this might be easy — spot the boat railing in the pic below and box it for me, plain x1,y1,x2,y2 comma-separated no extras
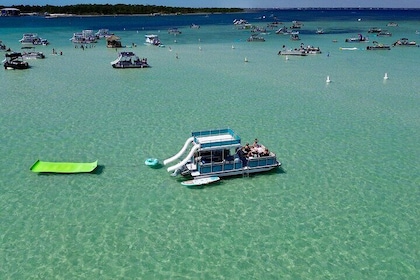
199,160,243,174
198,155,278,174
247,155,278,168
192,128,241,148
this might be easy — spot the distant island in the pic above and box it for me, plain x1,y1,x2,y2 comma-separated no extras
1,4,244,16
2,5,419,17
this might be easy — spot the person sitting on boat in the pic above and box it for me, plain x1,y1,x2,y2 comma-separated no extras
253,138,261,148
260,148,270,157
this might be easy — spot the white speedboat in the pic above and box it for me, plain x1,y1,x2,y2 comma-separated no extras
70,30,97,44
392,38,417,46
110,51,150,69
168,28,182,35
377,31,392,37
247,34,265,42
95,29,113,38
144,34,164,47
22,51,45,59
278,49,306,56
19,33,49,45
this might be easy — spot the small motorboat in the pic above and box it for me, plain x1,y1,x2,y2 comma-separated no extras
111,52,150,69
145,34,164,47
3,52,29,70
345,34,368,42
366,41,391,50
392,38,417,46
247,34,265,42
22,51,45,59
19,33,49,45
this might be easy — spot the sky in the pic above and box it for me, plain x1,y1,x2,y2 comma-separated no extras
2,0,420,9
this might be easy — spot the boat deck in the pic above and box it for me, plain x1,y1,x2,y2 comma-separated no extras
195,134,236,144
192,128,241,149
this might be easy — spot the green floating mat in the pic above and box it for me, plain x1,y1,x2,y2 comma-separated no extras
30,160,98,173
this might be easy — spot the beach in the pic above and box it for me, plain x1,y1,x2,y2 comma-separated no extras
1,9,419,278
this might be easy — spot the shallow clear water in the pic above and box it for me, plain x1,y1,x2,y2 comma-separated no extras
1,10,419,279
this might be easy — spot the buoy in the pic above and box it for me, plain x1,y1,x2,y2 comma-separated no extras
383,73,389,80
326,76,331,83
244,57,248,62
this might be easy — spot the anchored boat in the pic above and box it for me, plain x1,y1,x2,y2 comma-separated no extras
145,34,164,47
163,128,281,179
110,52,150,68
3,52,29,69
19,33,49,45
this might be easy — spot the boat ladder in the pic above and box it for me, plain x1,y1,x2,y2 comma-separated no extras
243,166,250,178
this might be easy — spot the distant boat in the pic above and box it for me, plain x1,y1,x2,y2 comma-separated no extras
339,47,359,50
3,52,29,70
247,34,265,42
95,29,113,38
19,33,49,45
326,76,331,83
392,38,417,46
22,51,45,59
110,52,150,69
168,28,182,35
345,34,368,42
278,49,306,56
145,34,164,47
366,41,391,50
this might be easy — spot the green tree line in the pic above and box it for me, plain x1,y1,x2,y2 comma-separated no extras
2,4,243,15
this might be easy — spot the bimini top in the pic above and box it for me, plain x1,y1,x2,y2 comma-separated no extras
192,128,241,150
6,52,23,58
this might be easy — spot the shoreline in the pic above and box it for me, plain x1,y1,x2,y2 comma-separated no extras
22,7,420,18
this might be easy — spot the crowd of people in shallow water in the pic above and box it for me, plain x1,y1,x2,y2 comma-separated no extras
74,44,96,50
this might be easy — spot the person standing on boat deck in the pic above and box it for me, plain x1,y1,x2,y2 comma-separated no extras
243,143,251,153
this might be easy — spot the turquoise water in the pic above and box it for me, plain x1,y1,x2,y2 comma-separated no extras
1,11,419,279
